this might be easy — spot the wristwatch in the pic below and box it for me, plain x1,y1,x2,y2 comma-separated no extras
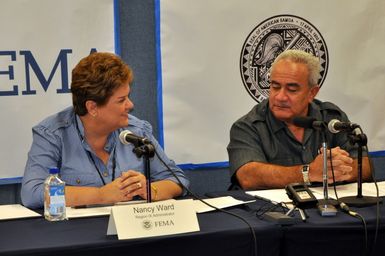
302,164,311,185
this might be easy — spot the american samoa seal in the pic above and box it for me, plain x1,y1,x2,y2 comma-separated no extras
240,14,329,103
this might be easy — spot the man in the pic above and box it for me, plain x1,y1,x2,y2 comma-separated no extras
227,49,371,190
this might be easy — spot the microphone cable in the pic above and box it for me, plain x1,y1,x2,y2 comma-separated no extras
339,202,368,256
327,145,339,201
347,128,380,256
327,143,367,256
153,149,258,256
253,199,290,219
328,126,381,256
364,144,381,256
324,129,367,255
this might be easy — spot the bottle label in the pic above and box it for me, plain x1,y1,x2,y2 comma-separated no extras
49,185,65,215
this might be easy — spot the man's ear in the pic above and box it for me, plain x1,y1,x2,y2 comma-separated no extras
309,85,320,102
85,100,98,117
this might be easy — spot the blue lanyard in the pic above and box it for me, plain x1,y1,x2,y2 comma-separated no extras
74,116,116,185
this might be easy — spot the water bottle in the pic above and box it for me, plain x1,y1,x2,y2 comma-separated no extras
44,167,67,221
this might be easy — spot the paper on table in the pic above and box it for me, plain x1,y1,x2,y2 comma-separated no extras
247,189,291,204
115,199,147,205
0,204,40,220
66,199,149,219
362,181,385,196
246,181,385,204
310,181,385,198
66,205,112,218
194,196,255,213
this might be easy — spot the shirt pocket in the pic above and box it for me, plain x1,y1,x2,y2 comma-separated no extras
60,173,101,186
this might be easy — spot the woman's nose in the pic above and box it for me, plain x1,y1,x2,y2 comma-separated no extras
126,99,134,111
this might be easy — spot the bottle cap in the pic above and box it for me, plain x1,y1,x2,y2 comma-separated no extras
49,167,59,174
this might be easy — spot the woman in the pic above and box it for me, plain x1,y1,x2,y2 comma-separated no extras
21,52,189,209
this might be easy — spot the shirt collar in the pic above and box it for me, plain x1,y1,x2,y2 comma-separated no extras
266,100,324,134
308,100,323,120
75,115,117,153
75,115,86,142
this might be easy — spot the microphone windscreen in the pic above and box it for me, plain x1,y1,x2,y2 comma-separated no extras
327,119,340,133
292,116,317,128
119,130,131,145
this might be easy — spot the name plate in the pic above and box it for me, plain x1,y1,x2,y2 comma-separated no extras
107,199,200,240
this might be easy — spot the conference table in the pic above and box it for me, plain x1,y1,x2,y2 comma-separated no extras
0,191,384,256
280,200,385,256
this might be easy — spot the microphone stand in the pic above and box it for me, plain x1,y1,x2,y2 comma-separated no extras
339,130,380,207
317,129,338,215
133,143,155,203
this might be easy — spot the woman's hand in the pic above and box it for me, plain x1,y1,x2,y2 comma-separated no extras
99,170,146,203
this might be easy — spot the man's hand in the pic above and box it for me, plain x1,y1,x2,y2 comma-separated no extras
309,146,353,183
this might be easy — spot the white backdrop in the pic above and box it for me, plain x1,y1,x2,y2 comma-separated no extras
159,0,385,166
0,0,115,179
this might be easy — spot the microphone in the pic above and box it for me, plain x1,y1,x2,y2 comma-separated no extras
119,130,151,147
292,116,326,130
327,119,360,134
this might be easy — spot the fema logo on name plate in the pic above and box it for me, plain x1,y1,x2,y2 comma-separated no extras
142,219,153,230
240,14,329,103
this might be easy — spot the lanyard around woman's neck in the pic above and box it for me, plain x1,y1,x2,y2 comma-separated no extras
74,115,116,185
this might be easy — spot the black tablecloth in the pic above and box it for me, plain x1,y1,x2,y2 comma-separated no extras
0,191,384,256
0,196,281,256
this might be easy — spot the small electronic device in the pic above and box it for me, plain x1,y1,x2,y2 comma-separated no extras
263,212,296,225
285,183,318,209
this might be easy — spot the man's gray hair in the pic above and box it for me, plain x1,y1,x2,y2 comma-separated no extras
271,50,321,87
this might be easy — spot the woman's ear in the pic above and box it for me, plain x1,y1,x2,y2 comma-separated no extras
85,100,98,117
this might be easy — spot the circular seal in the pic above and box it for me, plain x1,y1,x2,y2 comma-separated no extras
240,15,329,103
142,219,153,230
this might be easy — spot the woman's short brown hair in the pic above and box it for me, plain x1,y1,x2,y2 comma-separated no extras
71,52,134,116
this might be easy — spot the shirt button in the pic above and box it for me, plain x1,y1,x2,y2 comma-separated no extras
76,178,81,184
103,172,108,177
302,146,306,150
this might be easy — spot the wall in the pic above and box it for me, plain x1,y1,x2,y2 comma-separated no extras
0,0,384,204
0,0,231,204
